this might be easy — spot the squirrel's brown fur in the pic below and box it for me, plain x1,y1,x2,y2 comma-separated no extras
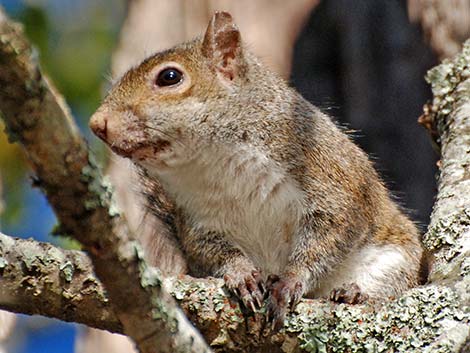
90,12,424,328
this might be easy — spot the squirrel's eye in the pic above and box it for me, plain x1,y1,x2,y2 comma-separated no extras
156,68,183,87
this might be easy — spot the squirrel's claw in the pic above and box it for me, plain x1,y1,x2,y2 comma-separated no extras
266,274,304,331
329,283,369,304
224,268,265,312
251,269,266,295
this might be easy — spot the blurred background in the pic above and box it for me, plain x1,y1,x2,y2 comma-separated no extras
1,0,465,351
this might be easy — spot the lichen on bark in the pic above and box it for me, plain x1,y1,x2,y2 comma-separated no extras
422,40,470,292
290,286,468,353
0,233,121,332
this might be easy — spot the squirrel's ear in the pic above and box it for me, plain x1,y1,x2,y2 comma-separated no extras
202,11,244,83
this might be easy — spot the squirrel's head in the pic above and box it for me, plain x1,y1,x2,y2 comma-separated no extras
90,11,279,173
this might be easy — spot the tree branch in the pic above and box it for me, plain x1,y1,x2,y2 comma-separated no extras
0,233,121,333
0,7,210,353
0,227,469,352
421,40,470,288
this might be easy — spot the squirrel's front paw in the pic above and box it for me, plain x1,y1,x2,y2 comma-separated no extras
223,268,265,312
266,274,304,331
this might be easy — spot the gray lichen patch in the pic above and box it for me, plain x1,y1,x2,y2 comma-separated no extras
140,264,163,289
80,155,120,217
20,244,43,272
0,256,8,269
424,208,470,251
425,209,470,284
168,276,246,342
285,286,469,353
426,39,470,134
425,319,470,353
423,38,470,297
59,261,74,282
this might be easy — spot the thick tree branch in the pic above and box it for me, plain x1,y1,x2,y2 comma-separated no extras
0,8,210,353
422,40,470,287
1,228,469,352
0,233,121,333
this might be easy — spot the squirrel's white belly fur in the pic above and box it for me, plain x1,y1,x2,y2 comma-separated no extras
153,144,304,274
145,142,413,296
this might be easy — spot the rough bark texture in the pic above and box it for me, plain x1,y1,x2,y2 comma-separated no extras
0,173,16,350
0,8,210,353
0,230,469,352
0,3,469,353
421,39,470,299
0,233,121,333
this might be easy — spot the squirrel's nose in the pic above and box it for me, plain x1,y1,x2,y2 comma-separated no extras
89,111,108,141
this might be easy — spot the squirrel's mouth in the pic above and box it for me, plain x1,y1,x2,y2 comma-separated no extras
110,140,171,160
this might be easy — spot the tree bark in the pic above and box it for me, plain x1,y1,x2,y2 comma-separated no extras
0,172,16,352
421,40,470,285
0,233,121,333
0,4,469,353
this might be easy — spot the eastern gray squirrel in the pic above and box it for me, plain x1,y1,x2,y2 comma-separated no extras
90,11,425,329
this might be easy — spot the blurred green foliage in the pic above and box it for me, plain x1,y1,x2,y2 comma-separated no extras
19,2,122,122
0,1,124,233
0,120,26,225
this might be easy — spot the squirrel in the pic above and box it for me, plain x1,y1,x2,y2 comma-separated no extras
89,11,426,329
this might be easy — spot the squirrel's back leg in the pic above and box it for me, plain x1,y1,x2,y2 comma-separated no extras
314,242,424,302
